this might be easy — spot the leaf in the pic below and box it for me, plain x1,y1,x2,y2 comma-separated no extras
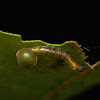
0,31,100,100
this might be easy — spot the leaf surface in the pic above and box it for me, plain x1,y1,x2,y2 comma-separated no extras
0,31,100,100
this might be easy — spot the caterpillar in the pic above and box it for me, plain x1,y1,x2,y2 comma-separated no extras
16,46,85,72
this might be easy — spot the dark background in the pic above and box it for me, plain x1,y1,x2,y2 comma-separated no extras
0,7,100,100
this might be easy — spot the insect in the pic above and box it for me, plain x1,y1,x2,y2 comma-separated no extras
16,46,85,72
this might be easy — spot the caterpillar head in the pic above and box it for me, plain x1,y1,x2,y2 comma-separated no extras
16,48,38,69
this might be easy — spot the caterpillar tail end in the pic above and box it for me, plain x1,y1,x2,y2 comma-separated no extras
78,65,85,72
73,65,85,72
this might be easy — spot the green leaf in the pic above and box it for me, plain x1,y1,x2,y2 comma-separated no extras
0,31,100,100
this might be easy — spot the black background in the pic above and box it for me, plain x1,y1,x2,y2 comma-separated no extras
0,7,100,100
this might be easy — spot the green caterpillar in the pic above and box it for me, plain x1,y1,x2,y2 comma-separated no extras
16,46,85,71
